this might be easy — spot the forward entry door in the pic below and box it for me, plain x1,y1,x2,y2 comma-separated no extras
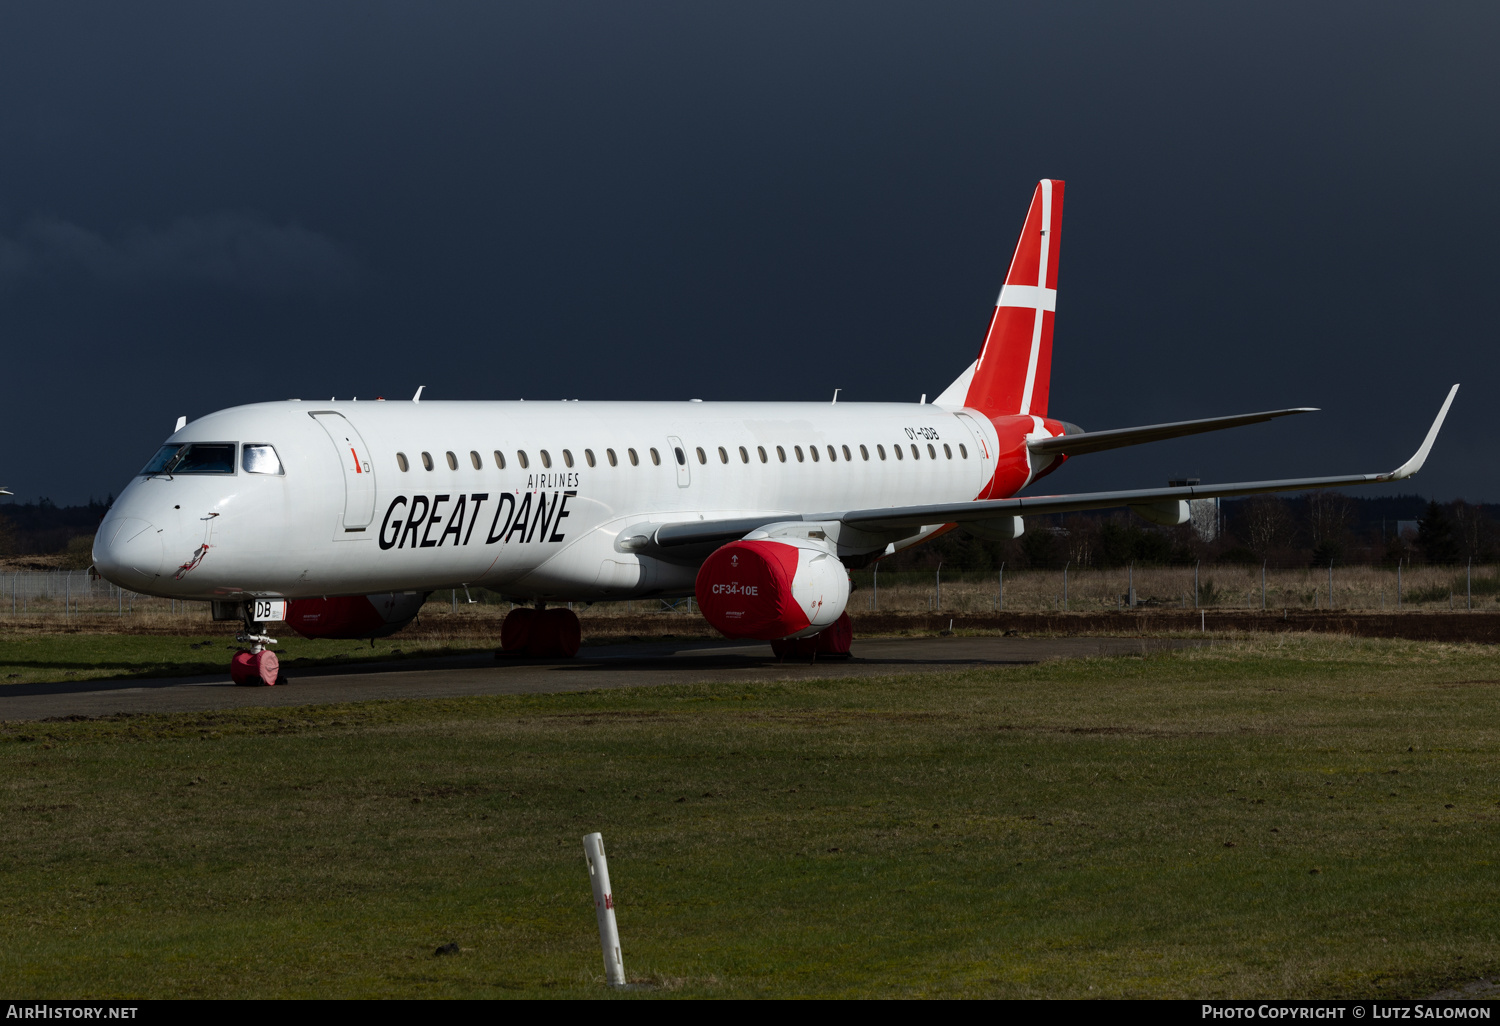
311,412,377,534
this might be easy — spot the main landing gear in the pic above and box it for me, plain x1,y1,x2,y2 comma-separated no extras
498,603,582,659
771,612,854,660
231,613,288,686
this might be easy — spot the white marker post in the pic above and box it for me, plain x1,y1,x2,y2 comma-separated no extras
583,832,625,986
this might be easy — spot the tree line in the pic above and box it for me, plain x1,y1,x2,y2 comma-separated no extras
880,494,1497,571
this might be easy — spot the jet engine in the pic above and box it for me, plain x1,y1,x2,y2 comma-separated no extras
285,591,428,640
695,539,849,641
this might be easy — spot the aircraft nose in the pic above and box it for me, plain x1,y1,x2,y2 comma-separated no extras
93,517,164,589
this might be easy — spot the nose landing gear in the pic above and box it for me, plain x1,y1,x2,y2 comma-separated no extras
232,614,288,686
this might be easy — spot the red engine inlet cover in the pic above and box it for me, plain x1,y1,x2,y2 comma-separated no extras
695,540,811,640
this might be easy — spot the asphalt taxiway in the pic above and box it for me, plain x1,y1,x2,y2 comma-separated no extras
0,635,1194,721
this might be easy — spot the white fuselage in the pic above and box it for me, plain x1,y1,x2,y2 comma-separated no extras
95,399,1014,602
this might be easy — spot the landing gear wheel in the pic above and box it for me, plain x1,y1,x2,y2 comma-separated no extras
231,618,282,685
498,606,582,658
770,612,853,661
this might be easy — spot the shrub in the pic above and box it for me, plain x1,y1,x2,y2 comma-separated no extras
60,534,94,570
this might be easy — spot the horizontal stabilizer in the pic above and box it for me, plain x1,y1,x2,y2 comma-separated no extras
1027,407,1317,457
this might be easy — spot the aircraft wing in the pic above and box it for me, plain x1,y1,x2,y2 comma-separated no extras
647,384,1457,550
1027,407,1317,457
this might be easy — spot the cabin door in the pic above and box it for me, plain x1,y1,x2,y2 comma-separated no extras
311,411,377,533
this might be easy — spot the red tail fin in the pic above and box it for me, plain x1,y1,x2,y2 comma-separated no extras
964,179,1064,418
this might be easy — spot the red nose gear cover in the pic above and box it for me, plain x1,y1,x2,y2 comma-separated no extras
696,540,811,640
230,649,280,685
229,650,256,684
253,649,280,685
286,595,385,639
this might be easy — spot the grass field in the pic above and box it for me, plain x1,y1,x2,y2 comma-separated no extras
2,634,1499,998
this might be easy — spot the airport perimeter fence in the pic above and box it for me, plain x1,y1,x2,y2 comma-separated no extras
0,570,206,620
2,563,1498,623
846,561,1500,614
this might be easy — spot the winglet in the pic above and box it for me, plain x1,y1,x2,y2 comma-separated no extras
412,385,425,403
1388,384,1459,480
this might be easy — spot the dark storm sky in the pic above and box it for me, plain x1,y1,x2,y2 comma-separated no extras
3,2,1496,506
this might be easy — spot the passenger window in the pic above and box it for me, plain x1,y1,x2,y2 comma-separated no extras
446,451,459,470
563,449,574,468
911,444,921,459
673,447,685,465
795,446,805,462
877,444,886,460
470,451,482,470
422,452,435,471
927,443,936,459
585,449,596,468
696,447,707,465
517,451,529,469
650,448,661,466
758,446,768,463
494,450,506,470
828,445,838,462
718,446,728,464
807,445,817,462
859,444,869,461
893,445,902,460
776,446,786,463
606,448,618,467
243,444,283,475
959,443,968,459
739,446,749,463
842,445,851,461
397,452,410,472
628,448,639,466
943,443,952,459
540,450,552,469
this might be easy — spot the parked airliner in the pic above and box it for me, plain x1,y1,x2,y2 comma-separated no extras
92,180,1458,683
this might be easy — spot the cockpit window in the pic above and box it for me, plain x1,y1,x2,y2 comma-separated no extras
139,442,238,475
141,445,185,475
242,444,284,475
